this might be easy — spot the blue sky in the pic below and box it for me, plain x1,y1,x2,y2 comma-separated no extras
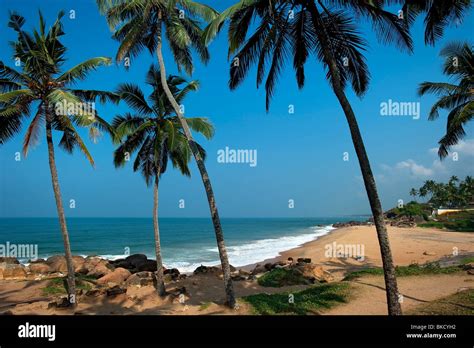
0,0,472,218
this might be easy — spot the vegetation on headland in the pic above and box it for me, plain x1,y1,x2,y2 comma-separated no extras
343,261,469,281
243,283,350,315
410,176,474,209
408,289,474,315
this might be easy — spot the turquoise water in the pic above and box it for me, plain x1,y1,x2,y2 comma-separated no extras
0,217,367,271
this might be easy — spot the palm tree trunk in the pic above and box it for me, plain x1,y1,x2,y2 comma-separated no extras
45,104,76,307
153,173,166,296
310,2,401,315
155,17,235,308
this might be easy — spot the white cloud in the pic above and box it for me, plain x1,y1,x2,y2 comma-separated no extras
380,138,474,180
394,159,433,177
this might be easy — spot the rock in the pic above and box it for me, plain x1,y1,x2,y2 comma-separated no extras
423,251,436,256
0,263,27,280
297,258,312,264
287,257,294,264
193,265,220,275
238,269,251,277
231,275,246,281
110,259,133,270
87,261,113,278
85,288,106,297
125,271,155,287
28,262,52,274
0,257,19,264
229,265,237,272
45,255,85,273
48,297,72,309
164,268,180,281
82,257,114,278
137,260,157,272
106,285,126,297
264,263,273,271
293,264,333,283
125,254,148,268
251,264,266,275
462,262,474,270
467,269,474,275
332,221,368,228
97,267,131,285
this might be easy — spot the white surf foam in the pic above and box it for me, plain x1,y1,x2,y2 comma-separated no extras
200,225,335,270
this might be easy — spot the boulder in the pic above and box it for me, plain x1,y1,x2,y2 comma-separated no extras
462,262,474,270
125,254,148,268
251,264,266,275
110,259,133,270
45,255,85,273
297,258,312,264
125,271,155,287
0,257,19,264
193,265,220,275
106,285,126,297
0,263,27,280
423,251,436,256
82,257,114,278
293,264,333,283
164,268,180,281
97,267,131,285
28,262,52,274
137,260,157,272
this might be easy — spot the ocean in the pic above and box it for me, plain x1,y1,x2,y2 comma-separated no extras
0,217,367,272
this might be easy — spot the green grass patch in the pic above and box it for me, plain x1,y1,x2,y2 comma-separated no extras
198,301,212,311
343,262,463,281
257,268,310,288
42,274,94,296
460,257,474,265
408,289,474,315
243,283,350,315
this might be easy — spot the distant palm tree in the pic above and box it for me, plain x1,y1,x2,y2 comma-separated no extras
113,65,213,296
418,42,473,158
0,11,118,306
96,0,236,307
409,188,418,201
398,0,472,46
204,0,415,315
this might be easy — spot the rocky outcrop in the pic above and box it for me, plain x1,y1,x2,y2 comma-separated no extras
125,271,156,287
28,262,52,274
82,257,114,278
45,255,86,273
0,263,27,280
332,221,369,228
0,257,19,264
293,263,334,283
193,265,220,275
97,267,131,285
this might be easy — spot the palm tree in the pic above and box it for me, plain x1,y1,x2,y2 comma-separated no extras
398,0,472,46
204,0,421,315
409,188,418,201
113,65,214,296
418,42,473,158
0,11,118,306
96,0,236,308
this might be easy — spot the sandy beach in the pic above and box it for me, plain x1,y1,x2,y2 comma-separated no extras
1,225,473,315
269,225,474,277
